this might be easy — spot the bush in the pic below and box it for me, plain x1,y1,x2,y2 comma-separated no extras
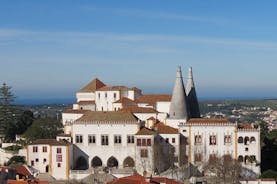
260,169,277,180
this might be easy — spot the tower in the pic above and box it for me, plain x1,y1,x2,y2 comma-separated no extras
186,67,200,118
169,66,189,120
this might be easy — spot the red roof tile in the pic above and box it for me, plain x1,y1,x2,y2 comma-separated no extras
14,165,31,177
29,139,69,146
136,127,156,135
78,78,106,92
136,94,171,106
119,107,158,113
107,175,182,184
154,122,179,134
187,118,233,125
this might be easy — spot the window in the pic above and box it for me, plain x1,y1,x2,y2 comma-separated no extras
31,161,34,166
98,93,100,99
57,163,61,168
101,135,109,145
43,158,47,163
114,135,122,144
244,137,250,145
33,146,38,153
238,155,243,162
127,135,134,144
195,153,202,162
114,93,117,99
250,136,256,143
165,138,169,143
88,135,96,144
57,148,62,154
42,146,47,152
141,149,148,158
105,92,107,98
209,135,216,145
238,136,243,143
224,135,232,144
195,135,202,145
75,135,83,143
172,138,176,143
142,139,146,146
137,139,141,146
147,139,151,146
245,147,249,151
35,158,39,162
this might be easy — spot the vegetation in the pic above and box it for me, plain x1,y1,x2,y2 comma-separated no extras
23,117,63,141
3,145,23,152
5,156,26,166
260,169,277,180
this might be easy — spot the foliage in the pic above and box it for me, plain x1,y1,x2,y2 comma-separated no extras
4,145,23,152
5,156,25,166
204,155,241,184
0,83,18,141
16,110,34,135
260,169,277,180
261,129,277,172
23,117,63,141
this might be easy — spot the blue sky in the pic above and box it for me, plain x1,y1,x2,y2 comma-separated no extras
1,1,277,101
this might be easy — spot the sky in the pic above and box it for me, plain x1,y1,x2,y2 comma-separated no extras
1,1,277,102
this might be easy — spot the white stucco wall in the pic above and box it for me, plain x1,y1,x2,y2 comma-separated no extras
76,92,95,102
156,102,171,114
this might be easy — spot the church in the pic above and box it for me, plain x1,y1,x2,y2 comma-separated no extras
27,66,260,180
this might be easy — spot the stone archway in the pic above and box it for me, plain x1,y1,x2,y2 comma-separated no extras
123,156,135,167
75,156,88,170
107,156,118,168
91,156,102,167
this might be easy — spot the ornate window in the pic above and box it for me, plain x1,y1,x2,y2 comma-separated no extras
114,135,122,144
75,135,83,143
224,135,232,144
101,135,109,145
140,149,148,158
127,135,134,144
209,135,216,145
195,135,202,145
88,135,96,144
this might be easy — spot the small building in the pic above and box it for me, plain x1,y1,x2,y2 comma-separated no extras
27,139,72,180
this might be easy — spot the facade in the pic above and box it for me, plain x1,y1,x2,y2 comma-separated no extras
27,66,261,180
27,139,72,180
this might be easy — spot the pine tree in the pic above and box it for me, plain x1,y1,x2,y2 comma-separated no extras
0,83,16,142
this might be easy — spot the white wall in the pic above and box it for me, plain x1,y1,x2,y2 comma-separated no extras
76,92,95,102
72,123,139,168
156,102,171,114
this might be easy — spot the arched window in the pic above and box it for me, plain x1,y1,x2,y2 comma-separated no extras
238,155,243,162
244,137,250,145
250,137,256,143
123,157,135,167
238,137,243,143
91,156,102,167
244,155,250,164
107,156,119,168
75,156,88,170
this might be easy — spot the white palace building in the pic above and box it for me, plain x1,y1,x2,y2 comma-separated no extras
27,66,261,180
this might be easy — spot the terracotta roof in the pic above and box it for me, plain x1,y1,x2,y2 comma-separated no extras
147,116,157,121
187,118,233,125
237,122,255,129
119,107,158,113
29,139,69,146
76,111,138,123
114,97,137,106
14,165,31,177
107,175,182,184
136,127,156,135
136,94,171,106
78,78,106,92
77,100,95,105
63,109,89,114
154,122,179,134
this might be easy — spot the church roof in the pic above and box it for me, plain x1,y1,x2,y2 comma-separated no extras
136,94,171,106
76,111,138,123
78,78,106,92
119,106,158,113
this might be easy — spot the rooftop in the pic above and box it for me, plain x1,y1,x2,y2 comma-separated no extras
119,106,158,113
29,139,70,146
136,94,171,106
76,111,138,123
78,78,106,93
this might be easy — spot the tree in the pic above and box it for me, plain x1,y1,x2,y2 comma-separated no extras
0,83,17,142
260,169,277,180
204,155,242,184
16,110,34,135
23,117,63,141
5,156,25,166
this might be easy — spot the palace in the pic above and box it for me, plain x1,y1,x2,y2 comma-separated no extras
27,66,260,180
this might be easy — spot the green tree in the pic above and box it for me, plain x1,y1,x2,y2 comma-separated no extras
0,83,17,142
260,169,277,180
5,156,25,166
23,117,63,141
16,110,34,135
